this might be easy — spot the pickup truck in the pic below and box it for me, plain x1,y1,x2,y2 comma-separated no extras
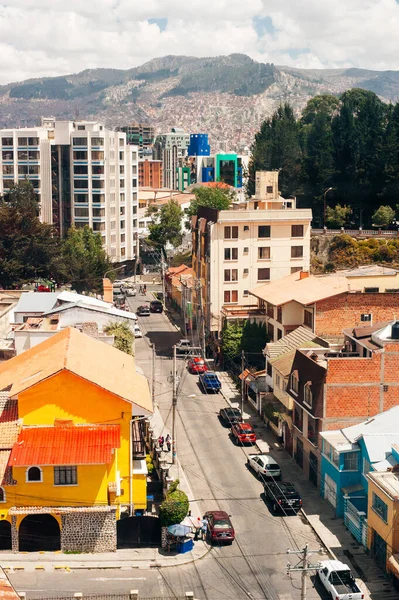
317,560,364,599
199,371,222,393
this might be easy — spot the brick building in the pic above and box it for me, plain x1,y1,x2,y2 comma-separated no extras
286,321,399,488
138,159,163,188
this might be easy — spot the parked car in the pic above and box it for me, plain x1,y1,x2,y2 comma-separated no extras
317,560,364,599
176,339,201,354
263,481,302,514
125,287,136,297
219,407,242,427
231,422,256,445
188,357,208,374
150,300,163,313
203,510,235,545
134,324,143,338
137,305,150,316
247,454,281,480
199,371,222,393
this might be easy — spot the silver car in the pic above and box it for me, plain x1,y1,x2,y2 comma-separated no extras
247,453,281,480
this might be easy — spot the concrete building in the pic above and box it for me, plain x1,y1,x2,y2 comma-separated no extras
138,159,162,188
0,118,139,262
192,171,312,336
153,128,190,189
117,123,155,158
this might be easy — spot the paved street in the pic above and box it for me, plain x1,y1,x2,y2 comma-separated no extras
7,292,335,599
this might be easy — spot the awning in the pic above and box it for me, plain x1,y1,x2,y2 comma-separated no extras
388,554,399,577
341,484,365,495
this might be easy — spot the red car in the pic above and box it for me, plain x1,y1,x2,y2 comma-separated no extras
231,422,257,445
188,356,208,374
203,510,235,544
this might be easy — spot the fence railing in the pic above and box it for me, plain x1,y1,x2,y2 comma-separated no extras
312,228,399,237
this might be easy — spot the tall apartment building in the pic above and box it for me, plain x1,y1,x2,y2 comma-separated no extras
117,123,155,158
153,128,190,189
138,159,163,188
192,171,312,335
0,118,139,262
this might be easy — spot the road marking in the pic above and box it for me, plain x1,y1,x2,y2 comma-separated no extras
88,577,147,582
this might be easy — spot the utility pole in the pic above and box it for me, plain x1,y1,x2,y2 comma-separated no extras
171,344,177,464
241,350,245,417
151,344,156,407
287,544,323,600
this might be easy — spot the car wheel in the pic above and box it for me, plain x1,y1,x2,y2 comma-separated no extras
233,436,238,445
273,502,278,513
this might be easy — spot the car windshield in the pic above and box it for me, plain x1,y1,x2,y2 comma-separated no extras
213,520,231,529
206,374,218,380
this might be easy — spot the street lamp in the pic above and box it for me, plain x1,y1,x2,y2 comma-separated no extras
323,187,333,227
103,265,125,280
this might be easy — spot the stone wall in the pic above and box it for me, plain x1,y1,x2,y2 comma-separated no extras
61,509,117,553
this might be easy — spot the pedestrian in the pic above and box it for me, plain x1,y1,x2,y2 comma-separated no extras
143,284,147,294
165,434,171,452
139,285,142,294
194,517,201,541
201,517,208,540
158,435,164,450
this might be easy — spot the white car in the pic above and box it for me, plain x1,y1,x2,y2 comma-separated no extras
134,324,143,338
247,453,281,480
317,560,364,599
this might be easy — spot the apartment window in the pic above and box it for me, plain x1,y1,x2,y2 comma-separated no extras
2,137,13,146
93,222,105,231
74,207,89,218
267,303,274,318
92,180,104,189
26,466,42,482
91,137,104,146
92,165,104,175
74,165,88,175
120,165,125,174
307,415,318,445
291,266,302,274
120,193,125,202
224,269,238,282
77,125,85,131
2,150,13,160
243,247,249,254
2,165,13,175
267,322,274,340
258,225,271,238
18,150,28,160
120,179,125,188
0,487,5,503
119,138,125,147
74,180,88,189
372,492,388,522
73,151,87,160
291,246,303,258
28,137,39,146
258,247,270,259
18,137,28,146
304,310,313,328
277,328,283,340
294,404,303,431
54,466,77,486
73,138,87,146
92,208,105,217
361,314,372,322
224,226,238,239
291,225,304,237
121,247,126,257
74,194,88,203
119,151,124,161
224,248,238,260
133,178,137,187
304,382,312,408
343,452,358,471
258,268,270,281
243,290,249,297
121,234,125,243
266,186,273,193
93,193,105,203
120,206,125,216
120,220,125,229
92,151,104,160
277,306,282,322
224,290,238,303
29,151,40,160
291,372,299,395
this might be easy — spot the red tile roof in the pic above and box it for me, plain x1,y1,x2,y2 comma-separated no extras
10,425,120,466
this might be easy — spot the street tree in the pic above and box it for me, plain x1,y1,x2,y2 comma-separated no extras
372,205,395,228
62,225,113,293
186,185,235,220
325,204,352,228
0,181,63,289
148,199,183,248
159,479,189,526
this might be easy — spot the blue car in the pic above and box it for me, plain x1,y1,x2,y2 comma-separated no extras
199,371,222,393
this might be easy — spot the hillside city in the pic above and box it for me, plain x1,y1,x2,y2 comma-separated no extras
3,64,399,600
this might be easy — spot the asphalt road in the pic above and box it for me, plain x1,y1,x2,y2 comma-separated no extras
8,294,328,600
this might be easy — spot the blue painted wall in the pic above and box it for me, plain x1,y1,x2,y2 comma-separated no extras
320,452,362,517
187,134,210,157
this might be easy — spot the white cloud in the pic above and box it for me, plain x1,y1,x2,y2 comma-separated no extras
0,0,398,83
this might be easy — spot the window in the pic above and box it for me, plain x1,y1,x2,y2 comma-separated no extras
291,266,302,274
26,466,42,482
74,207,89,217
120,179,125,188
277,306,282,322
266,185,273,193
77,125,85,131
2,165,13,175
73,151,87,160
120,220,125,229
291,246,303,258
224,226,238,239
28,137,39,146
120,206,125,216
91,137,104,146
243,290,249,297
0,487,5,502
267,322,274,340
343,452,358,471
92,193,105,203
92,208,105,217
74,165,88,175
92,165,104,175
304,383,312,408
365,287,379,293
258,247,270,259
92,151,104,160
224,247,238,260
294,405,303,431
243,247,249,254
120,165,125,174
2,150,13,160
54,466,77,485
258,225,270,238
74,180,88,189
73,137,87,146
224,269,238,282
291,372,299,395
224,290,238,303
119,151,124,161
2,137,13,146
277,329,283,340
304,310,313,329
18,150,28,160
372,492,388,522
291,225,304,237
361,314,372,322
258,268,270,281
18,137,28,146
92,180,104,189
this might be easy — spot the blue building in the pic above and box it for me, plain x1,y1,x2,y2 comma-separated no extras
320,406,399,545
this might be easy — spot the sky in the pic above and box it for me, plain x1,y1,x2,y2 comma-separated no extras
0,0,398,84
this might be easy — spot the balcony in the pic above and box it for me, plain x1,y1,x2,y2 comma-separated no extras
132,419,146,459
221,304,264,319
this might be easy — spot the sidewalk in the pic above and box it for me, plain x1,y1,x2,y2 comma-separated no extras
216,370,398,600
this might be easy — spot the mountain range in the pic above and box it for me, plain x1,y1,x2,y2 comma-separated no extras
1,54,399,151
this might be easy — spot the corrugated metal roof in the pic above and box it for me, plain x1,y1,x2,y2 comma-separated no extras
266,326,322,359
10,424,120,466
14,292,60,314
44,302,137,321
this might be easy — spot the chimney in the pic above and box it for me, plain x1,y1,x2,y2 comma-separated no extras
299,271,310,280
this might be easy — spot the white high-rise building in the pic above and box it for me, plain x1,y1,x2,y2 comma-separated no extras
153,128,190,189
0,118,139,263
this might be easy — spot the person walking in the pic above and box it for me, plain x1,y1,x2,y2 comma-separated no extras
139,285,143,294
143,284,147,294
165,434,171,452
158,435,164,450
201,517,208,540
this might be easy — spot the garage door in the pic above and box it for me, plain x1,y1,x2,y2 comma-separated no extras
324,474,337,508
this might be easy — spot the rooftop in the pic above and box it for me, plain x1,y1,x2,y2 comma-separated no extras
269,342,321,376
13,292,60,314
368,470,399,499
15,315,60,332
265,326,327,358
44,301,137,321
339,265,399,277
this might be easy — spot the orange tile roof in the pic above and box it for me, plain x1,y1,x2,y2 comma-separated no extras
10,424,120,466
0,328,152,414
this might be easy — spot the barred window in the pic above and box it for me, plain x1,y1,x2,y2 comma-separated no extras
54,466,77,486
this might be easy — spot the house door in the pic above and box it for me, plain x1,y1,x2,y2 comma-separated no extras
309,452,318,487
372,531,387,571
324,474,337,509
296,439,304,469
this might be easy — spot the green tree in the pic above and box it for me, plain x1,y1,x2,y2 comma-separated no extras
159,479,189,527
186,186,235,220
372,205,395,228
104,321,134,355
0,181,64,288
62,225,113,293
148,199,183,248
301,94,340,125
221,321,244,359
325,204,352,228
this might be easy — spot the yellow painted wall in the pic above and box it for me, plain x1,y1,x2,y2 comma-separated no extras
367,479,397,565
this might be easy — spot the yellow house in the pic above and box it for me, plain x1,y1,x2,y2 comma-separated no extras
367,469,399,583
0,327,152,552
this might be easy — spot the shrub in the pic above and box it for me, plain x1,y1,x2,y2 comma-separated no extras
146,454,154,475
159,479,189,526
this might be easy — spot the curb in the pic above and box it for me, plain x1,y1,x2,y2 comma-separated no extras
299,508,337,560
